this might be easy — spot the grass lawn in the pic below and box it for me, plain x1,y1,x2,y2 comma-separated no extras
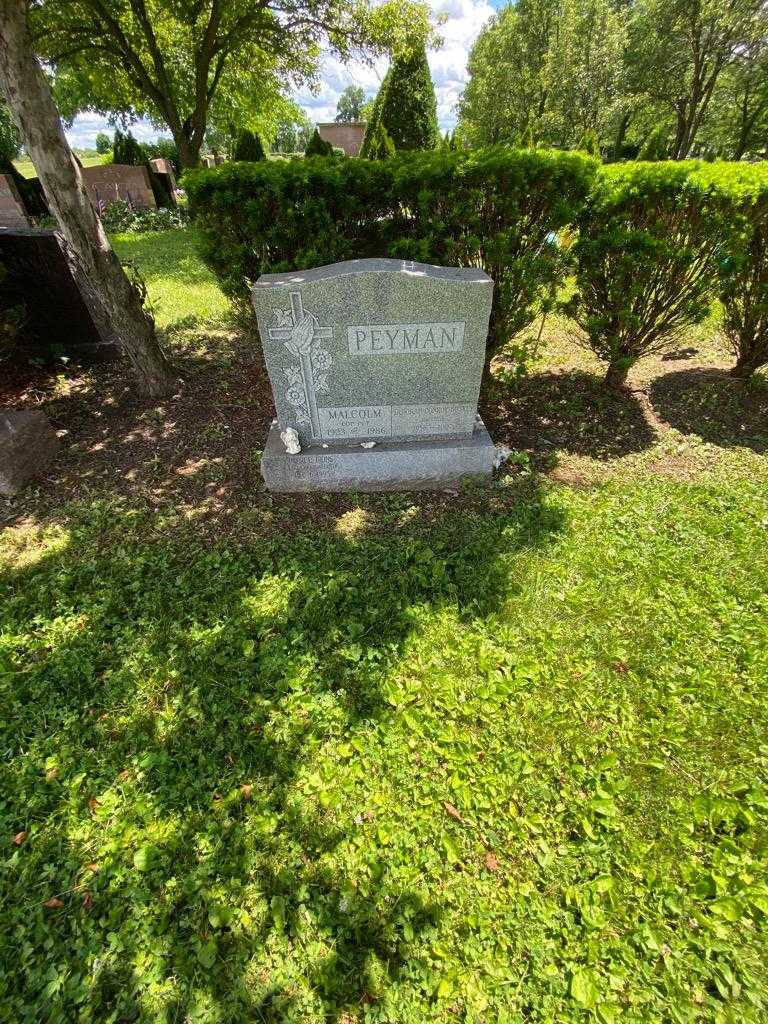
13,152,104,179
2,229,768,1023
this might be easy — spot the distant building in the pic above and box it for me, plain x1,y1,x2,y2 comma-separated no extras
317,122,367,157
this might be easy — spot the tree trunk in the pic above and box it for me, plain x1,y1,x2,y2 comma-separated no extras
0,0,174,398
174,130,202,170
605,361,630,387
730,353,764,379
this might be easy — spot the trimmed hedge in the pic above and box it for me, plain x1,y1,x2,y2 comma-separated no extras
187,150,768,383
568,161,768,383
186,147,598,363
565,162,720,385
691,163,768,379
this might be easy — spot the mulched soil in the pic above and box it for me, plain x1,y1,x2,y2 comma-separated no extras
3,324,767,538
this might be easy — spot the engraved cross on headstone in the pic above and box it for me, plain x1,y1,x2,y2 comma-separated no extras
268,291,333,441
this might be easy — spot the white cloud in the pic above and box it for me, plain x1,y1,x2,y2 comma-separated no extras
64,0,496,148
65,113,160,150
295,0,495,130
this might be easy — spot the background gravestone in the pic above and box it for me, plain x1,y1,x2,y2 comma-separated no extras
0,229,120,363
0,410,59,497
253,258,496,492
0,173,31,229
80,164,156,209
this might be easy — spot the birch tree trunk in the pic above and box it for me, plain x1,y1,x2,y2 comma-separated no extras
0,0,175,397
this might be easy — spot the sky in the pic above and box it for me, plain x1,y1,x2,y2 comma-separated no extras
64,0,503,149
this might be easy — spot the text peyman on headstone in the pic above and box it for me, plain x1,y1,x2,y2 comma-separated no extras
252,258,496,492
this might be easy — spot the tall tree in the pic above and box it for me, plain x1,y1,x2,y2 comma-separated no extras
272,109,313,153
360,44,439,155
457,0,625,151
701,39,768,158
458,0,555,147
335,84,366,122
0,0,173,396
30,0,436,169
630,0,767,159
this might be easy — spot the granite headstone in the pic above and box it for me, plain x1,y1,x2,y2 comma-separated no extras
252,258,496,492
0,411,59,497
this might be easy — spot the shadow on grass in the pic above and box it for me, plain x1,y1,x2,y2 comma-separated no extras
1,481,565,1021
649,368,768,453
483,370,655,470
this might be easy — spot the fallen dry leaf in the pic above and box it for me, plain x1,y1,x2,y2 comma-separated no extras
82,891,94,910
443,801,463,822
240,784,253,800
484,852,499,872
13,831,28,846
45,768,59,781
43,897,64,909
88,798,101,812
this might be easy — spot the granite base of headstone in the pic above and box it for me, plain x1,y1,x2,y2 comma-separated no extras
253,259,496,492
0,411,60,497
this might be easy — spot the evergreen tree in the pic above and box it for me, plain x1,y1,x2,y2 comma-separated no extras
519,125,536,149
112,128,144,165
365,121,396,159
360,45,439,156
232,129,266,161
360,72,389,157
304,128,334,157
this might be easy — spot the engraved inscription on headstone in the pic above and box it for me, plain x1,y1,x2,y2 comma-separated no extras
252,258,496,492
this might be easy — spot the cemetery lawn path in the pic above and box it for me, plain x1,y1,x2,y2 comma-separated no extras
1,227,768,1022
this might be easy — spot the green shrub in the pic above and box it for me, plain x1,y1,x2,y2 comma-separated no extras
95,131,111,155
363,121,396,160
691,163,768,379
186,147,598,370
185,157,395,302
564,162,719,385
232,130,266,162
99,199,188,234
304,129,334,158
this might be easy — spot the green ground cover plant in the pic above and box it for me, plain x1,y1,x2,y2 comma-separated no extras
2,479,768,1022
2,225,767,1022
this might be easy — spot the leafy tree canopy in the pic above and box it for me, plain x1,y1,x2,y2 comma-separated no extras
0,101,20,165
335,84,366,122
95,131,111,154
457,0,768,161
272,108,313,153
31,0,439,167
